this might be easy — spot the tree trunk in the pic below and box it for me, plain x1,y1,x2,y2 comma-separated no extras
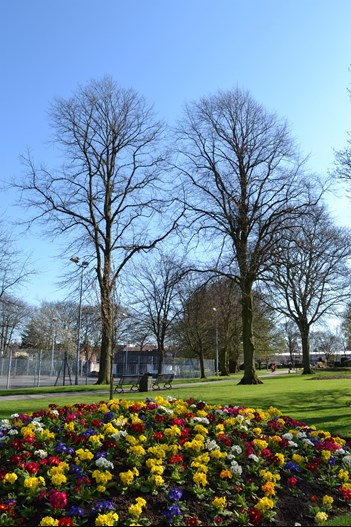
299,321,313,375
97,286,113,384
238,285,263,384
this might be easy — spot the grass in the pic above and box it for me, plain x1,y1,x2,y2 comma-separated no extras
2,370,350,436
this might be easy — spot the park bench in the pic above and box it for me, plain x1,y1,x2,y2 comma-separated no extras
152,373,175,390
114,374,142,393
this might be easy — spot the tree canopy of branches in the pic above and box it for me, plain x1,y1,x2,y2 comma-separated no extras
176,87,317,384
265,204,351,374
126,250,186,374
17,76,181,384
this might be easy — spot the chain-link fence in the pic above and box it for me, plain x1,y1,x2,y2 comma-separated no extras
0,355,215,389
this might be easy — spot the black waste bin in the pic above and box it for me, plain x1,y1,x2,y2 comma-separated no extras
139,372,153,392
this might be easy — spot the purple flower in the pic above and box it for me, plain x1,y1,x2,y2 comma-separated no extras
168,487,183,501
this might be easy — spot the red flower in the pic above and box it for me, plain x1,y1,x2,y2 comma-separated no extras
23,462,40,474
287,477,298,487
49,490,67,510
248,507,264,525
58,518,74,526
185,517,199,525
153,431,163,440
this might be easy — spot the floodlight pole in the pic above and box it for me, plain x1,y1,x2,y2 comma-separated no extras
70,257,89,385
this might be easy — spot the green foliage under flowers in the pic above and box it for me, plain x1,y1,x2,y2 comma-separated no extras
1,395,351,525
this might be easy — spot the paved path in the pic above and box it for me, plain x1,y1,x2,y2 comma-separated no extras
0,370,295,401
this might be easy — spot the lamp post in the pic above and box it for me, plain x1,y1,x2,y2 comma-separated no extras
212,307,219,375
70,257,89,385
50,317,57,377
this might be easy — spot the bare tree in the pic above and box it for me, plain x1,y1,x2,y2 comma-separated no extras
127,250,185,374
0,220,34,299
265,204,351,374
0,295,29,355
16,77,181,384
176,87,317,384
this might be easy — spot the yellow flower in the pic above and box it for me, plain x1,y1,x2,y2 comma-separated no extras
64,422,75,432
273,453,285,466
210,450,227,460
315,511,328,523
128,445,146,456
253,439,268,451
252,427,262,436
97,485,106,493
95,512,119,526
150,465,165,475
51,473,67,486
128,503,143,517
164,426,181,439
256,497,275,510
38,517,59,526
3,472,18,484
193,472,208,486
322,495,334,506
119,470,135,486
92,470,113,485
321,450,331,463
23,476,46,490
292,453,305,465
339,469,349,482
213,496,227,509
149,474,164,486
102,423,119,435
75,448,94,463
259,470,281,483
193,424,208,435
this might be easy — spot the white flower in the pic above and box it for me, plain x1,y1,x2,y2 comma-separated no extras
10,414,19,419
95,457,114,470
342,455,351,469
231,445,242,455
230,462,243,476
302,438,314,447
282,433,293,440
34,449,48,459
248,454,259,462
111,430,127,439
205,439,219,451
193,417,210,425
8,429,18,436
288,441,298,448
0,420,11,430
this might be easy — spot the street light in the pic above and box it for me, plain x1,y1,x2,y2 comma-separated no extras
50,317,57,377
70,257,89,385
212,307,219,375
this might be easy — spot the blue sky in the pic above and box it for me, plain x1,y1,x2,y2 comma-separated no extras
1,0,351,306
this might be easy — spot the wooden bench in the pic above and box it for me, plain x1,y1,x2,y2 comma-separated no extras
114,375,142,393
152,373,175,390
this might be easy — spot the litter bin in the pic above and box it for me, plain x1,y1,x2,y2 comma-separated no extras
139,372,153,392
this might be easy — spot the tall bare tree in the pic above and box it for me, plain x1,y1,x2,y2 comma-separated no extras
265,204,351,374
176,87,317,384
16,77,180,384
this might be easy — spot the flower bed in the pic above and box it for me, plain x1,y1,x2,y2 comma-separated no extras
1,396,351,525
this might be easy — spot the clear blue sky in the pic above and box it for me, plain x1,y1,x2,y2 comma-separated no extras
1,0,351,306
